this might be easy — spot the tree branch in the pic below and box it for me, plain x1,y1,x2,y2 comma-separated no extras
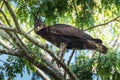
0,49,21,56
35,67,50,80
84,15,120,31
67,50,75,66
0,39,11,49
72,0,78,18
112,35,119,48
64,49,75,79
0,0,4,9
0,24,17,32
3,0,21,31
116,20,120,22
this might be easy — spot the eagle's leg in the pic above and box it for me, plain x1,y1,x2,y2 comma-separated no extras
51,43,67,67
57,43,67,61
56,43,67,67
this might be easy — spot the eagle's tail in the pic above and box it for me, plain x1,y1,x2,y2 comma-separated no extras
85,40,108,54
96,44,108,54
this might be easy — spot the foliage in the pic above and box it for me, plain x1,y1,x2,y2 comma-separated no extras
71,55,93,80
71,50,120,80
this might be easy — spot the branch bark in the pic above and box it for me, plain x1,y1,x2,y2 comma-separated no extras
0,39,11,49
0,24,17,32
35,67,50,80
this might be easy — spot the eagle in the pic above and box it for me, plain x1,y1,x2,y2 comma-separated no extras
34,18,107,59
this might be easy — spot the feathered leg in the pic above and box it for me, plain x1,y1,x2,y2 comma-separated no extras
51,43,67,65
58,43,67,61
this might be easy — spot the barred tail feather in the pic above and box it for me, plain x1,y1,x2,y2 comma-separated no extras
84,40,108,53
96,44,107,54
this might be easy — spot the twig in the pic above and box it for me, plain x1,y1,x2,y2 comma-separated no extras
64,49,75,79
84,15,120,31
67,50,75,66
0,0,4,9
112,35,119,48
72,0,81,29
91,51,97,58
82,0,86,30
116,19,120,22
95,53,102,69
72,0,78,18
0,9,11,27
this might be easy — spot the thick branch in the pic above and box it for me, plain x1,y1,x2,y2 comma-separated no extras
35,67,50,80
3,0,21,31
84,15,120,31
0,24,17,32
24,53,65,80
0,49,21,56
40,54,64,78
0,39,11,49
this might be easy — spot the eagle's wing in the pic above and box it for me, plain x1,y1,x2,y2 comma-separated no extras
49,24,93,40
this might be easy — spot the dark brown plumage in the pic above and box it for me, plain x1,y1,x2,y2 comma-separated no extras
34,19,107,54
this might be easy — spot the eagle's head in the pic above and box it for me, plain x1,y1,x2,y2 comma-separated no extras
34,17,46,33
